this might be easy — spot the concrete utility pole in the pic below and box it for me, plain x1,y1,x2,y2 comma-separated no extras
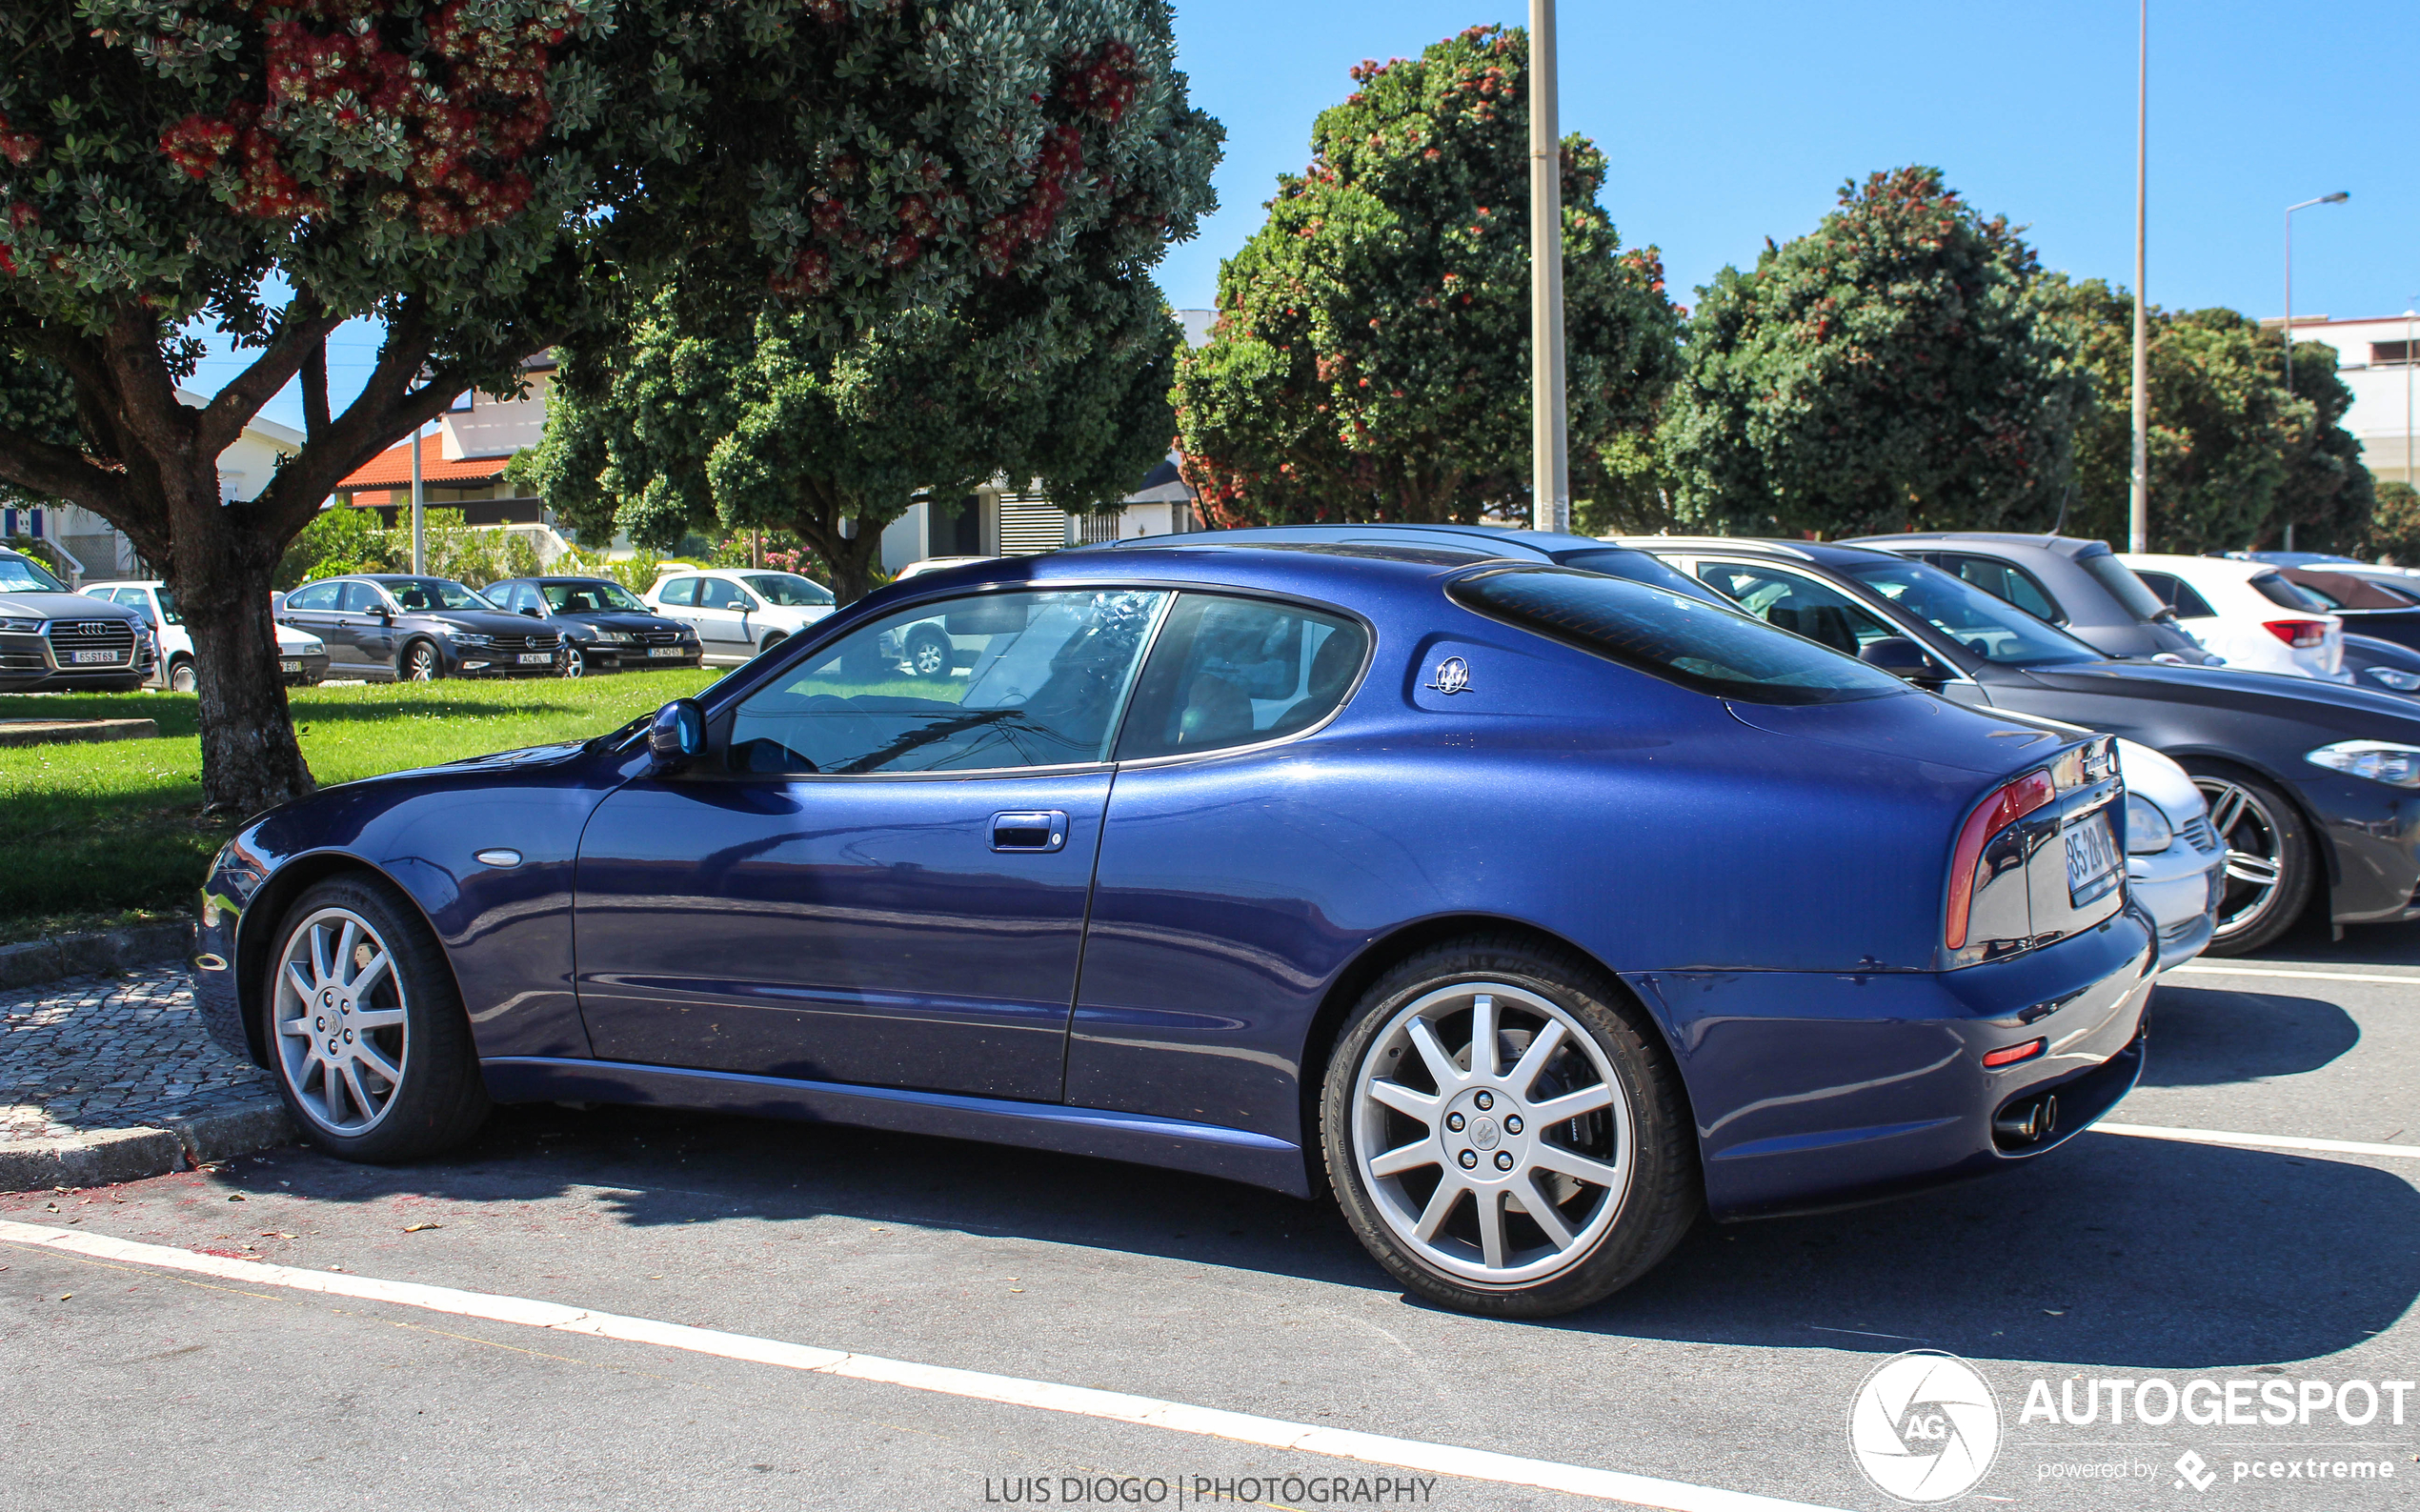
2405,301,2414,491
410,417,425,575
1526,0,1569,534
2282,191,2349,412
2127,0,2149,553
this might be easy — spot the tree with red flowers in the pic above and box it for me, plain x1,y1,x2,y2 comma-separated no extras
1172,26,1678,526
0,0,1216,814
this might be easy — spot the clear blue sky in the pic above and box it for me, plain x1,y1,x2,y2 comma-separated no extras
203,0,2417,436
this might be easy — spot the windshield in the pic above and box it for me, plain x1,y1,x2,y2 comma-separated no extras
1843,559,2101,667
741,573,834,607
0,554,66,594
541,579,645,613
384,577,495,613
151,587,185,625
1450,566,1911,705
2076,552,2171,623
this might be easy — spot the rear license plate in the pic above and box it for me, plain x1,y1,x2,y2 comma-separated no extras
2065,812,2121,904
516,653,553,665
280,659,302,673
68,649,119,665
648,647,685,657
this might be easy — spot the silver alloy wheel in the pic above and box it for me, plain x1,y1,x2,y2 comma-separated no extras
562,646,585,678
908,628,949,677
2194,775,2286,940
404,642,437,680
272,906,410,1137
168,658,196,693
1351,982,1633,1287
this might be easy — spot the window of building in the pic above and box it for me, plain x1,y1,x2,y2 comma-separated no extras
2373,341,2412,367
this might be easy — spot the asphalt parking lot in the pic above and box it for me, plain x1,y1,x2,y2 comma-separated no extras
4,915,2415,1512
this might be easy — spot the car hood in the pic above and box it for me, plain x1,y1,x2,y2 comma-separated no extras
403,609,553,635
0,591,139,620
2017,658,2420,740
1724,689,2067,776
551,611,686,632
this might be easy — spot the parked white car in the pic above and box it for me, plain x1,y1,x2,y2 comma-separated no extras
2118,554,2346,681
641,569,837,667
83,578,330,689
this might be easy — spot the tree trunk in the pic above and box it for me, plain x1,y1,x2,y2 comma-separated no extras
169,453,314,816
825,525,884,605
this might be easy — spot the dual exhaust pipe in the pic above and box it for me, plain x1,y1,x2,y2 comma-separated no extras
1993,1092,2060,1149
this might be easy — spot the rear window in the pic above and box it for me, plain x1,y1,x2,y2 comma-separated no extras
2078,552,2172,622
1448,567,1910,705
2250,573,2330,613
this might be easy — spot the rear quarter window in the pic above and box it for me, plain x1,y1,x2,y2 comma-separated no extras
1448,566,1910,705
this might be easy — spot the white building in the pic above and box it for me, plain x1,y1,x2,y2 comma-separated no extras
2277,313,2419,490
1,390,305,581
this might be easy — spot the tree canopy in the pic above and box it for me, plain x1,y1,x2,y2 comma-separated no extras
1662,167,2085,539
517,272,1183,603
0,0,1217,812
1171,25,1678,526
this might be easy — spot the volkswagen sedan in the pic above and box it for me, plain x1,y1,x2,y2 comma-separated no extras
192,544,2154,1316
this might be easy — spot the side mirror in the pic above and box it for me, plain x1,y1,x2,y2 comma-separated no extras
648,698,704,766
520,606,542,618
372,603,393,621
1859,635,1946,682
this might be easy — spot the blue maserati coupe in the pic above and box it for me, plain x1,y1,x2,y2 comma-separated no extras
193,538,2155,1316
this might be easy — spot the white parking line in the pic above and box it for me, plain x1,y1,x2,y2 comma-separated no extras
2094,1123,2420,1160
0,1220,1843,1512
2168,964,2420,988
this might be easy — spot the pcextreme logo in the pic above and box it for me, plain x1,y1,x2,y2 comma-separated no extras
1846,1351,2003,1503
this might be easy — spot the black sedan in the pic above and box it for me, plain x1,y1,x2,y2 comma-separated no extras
485,576,701,674
276,575,568,681
2277,566,2420,655
1621,537,2420,954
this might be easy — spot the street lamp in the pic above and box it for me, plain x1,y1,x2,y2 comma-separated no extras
2281,191,2349,407
1527,0,1569,534
2127,0,2148,552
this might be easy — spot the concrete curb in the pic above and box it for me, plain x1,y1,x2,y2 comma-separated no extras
0,1099,295,1191
0,921,193,993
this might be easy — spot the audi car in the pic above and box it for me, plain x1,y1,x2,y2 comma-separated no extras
275,575,567,681
0,547,154,692
195,542,2153,1318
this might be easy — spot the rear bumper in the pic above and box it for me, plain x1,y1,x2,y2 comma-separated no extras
1626,910,2156,1220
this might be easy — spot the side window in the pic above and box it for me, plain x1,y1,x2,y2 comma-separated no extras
2134,572,2216,619
726,590,1166,776
286,581,340,612
1944,554,2062,623
1693,562,1901,655
1115,595,1370,760
697,578,743,611
655,577,697,607
339,581,387,614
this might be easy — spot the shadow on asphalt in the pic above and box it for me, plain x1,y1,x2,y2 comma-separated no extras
222,1089,2416,1375
2139,986,2358,1086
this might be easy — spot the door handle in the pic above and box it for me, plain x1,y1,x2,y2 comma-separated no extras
991,811,1067,853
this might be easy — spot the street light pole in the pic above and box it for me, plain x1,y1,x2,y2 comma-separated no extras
2281,191,2349,412
1526,0,1569,534
2127,0,2148,553
409,416,425,575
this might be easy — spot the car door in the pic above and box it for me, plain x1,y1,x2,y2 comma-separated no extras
277,580,353,668
339,580,398,672
573,586,1169,1100
689,576,754,658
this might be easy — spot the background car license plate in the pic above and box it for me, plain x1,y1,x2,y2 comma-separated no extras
2065,812,2120,902
280,659,301,673
69,649,118,665
517,653,553,664
648,647,684,657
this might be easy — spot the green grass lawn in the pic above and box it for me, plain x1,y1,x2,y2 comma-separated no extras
0,669,719,943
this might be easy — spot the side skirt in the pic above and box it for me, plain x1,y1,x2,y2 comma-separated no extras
479,1057,1312,1199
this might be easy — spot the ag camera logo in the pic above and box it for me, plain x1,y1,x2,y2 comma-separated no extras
1847,1351,2003,1503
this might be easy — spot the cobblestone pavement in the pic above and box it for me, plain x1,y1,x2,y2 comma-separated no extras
0,966,276,1146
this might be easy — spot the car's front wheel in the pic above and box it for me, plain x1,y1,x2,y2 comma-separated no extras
264,876,490,1161
402,639,441,682
561,647,586,678
904,624,953,680
2184,761,2316,955
1321,937,1699,1318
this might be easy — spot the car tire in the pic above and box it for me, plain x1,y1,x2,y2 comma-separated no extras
261,874,491,1162
903,624,953,680
168,656,197,693
2183,761,2316,956
756,631,787,660
561,647,586,678
402,639,441,682
1320,936,1700,1318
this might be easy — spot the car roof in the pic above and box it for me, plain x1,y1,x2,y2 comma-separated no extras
1105,522,1602,562
1845,531,2118,561
2116,553,2270,582
1605,534,1909,570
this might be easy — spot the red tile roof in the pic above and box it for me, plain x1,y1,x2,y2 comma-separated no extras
337,434,514,491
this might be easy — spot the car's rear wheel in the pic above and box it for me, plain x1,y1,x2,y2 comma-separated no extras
402,639,441,682
1321,937,1699,1318
904,624,953,680
264,876,489,1161
167,656,196,693
2184,762,2315,955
